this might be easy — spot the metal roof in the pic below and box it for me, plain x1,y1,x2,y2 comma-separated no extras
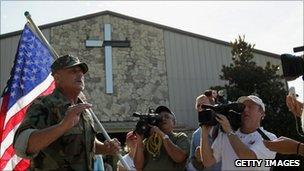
0,10,280,59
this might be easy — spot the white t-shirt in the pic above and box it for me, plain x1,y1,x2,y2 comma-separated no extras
211,127,277,171
117,153,136,171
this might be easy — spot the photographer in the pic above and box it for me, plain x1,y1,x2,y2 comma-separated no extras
200,95,277,170
263,94,304,156
134,106,190,171
187,92,221,171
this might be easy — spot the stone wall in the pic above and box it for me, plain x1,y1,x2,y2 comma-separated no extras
51,14,169,129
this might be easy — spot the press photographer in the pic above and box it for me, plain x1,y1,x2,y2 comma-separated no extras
133,106,190,171
187,92,221,171
200,95,277,170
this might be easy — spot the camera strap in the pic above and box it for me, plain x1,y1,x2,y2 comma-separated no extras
146,133,162,158
256,128,270,140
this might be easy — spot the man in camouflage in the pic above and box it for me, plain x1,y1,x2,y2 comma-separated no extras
14,54,120,170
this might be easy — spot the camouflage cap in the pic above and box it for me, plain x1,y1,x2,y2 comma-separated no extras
51,54,88,74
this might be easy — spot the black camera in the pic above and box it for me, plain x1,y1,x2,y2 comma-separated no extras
281,54,304,81
198,103,245,130
133,110,163,138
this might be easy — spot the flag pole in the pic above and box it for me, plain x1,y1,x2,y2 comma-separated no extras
23,11,131,171
24,11,59,58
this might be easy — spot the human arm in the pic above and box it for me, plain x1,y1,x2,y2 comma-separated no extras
16,103,92,155
194,146,201,161
200,125,216,167
26,122,70,154
195,95,211,112
150,126,188,163
134,133,144,171
263,136,304,156
95,138,120,155
286,95,303,118
117,163,126,171
215,114,257,159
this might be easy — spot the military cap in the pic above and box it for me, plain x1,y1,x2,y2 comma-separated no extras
51,54,88,74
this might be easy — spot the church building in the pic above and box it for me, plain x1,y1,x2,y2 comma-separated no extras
0,11,282,138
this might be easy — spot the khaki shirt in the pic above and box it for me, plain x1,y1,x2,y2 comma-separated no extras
13,88,96,171
143,132,190,171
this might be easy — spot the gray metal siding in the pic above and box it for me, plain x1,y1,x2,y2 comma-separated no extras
254,53,283,72
0,29,51,92
163,30,282,128
0,23,283,130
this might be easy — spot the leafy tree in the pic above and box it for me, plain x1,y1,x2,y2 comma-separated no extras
212,35,303,170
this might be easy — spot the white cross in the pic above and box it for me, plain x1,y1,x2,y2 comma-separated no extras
85,24,130,94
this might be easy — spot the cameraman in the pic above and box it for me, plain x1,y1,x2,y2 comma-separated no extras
134,106,190,171
187,92,221,171
263,94,304,156
200,95,277,170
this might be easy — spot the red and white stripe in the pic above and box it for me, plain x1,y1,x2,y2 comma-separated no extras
0,74,55,171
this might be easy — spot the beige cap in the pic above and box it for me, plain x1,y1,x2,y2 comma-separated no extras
237,95,265,112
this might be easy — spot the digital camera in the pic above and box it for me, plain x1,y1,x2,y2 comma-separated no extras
133,110,163,138
198,103,245,130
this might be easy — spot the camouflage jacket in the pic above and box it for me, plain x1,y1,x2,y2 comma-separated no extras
14,88,96,171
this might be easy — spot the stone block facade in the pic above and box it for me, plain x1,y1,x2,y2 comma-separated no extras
51,14,169,131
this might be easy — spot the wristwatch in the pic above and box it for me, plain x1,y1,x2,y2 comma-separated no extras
163,134,169,140
227,130,236,136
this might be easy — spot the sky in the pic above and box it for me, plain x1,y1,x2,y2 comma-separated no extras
1,1,303,101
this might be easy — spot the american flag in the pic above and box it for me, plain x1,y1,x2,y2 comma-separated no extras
0,24,55,170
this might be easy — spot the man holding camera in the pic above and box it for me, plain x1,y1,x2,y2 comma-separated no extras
134,106,190,171
200,95,277,170
187,91,221,171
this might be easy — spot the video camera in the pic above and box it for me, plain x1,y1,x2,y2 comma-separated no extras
133,109,163,138
198,103,245,131
280,46,304,81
